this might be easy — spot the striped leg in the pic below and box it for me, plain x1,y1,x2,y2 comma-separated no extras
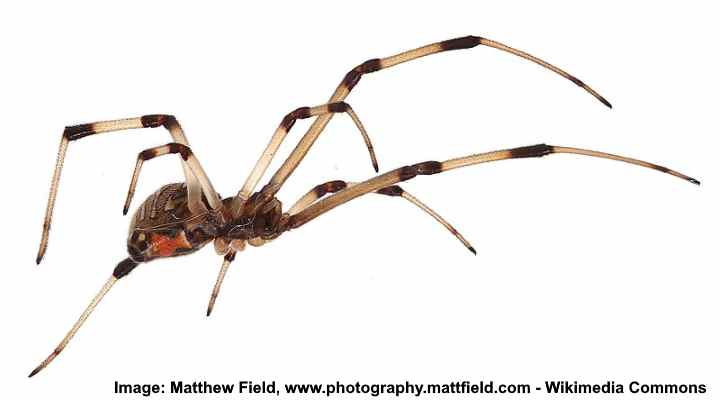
124,143,222,212
36,115,202,264
288,180,475,254
235,102,377,210
251,35,613,207
29,258,139,377
206,250,237,317
281,144,699,232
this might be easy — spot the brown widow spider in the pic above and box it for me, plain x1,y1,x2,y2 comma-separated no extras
30,35,699,377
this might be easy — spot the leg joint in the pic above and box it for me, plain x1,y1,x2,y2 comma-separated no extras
168,143,192,160
113,258,139,279
341,58,381,91
313,180,347,197
328,102,349,113
140,114,177,130
138,143,192,161
280,107,310,130
398,161,443,182
63,123,95,141
508,144,554,158
440,35,482,51
139,148,155,160
342,70,362,91
413,161,443,175
377,185,404,196
358,58,382,73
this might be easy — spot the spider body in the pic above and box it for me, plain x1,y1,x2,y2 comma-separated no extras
30,35,699,377
127,181,287,263
230,192,286,240
127,183,218,262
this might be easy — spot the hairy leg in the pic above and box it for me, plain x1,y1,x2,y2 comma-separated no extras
36,115,202,263
282,144,698,231
288,180,475,254
251,35,612,209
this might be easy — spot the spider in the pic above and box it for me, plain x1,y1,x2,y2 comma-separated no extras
30,35,699,377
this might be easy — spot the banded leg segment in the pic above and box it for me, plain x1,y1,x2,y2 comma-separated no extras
36,115,201,264
206,250,238,317
29,258,139,377
288,180,475,254
255,35,613,205
236,102,377,209
124,143,222,212
282,144,699,231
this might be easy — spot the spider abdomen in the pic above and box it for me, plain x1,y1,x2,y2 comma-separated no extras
127,183,218,261
130,183,190,230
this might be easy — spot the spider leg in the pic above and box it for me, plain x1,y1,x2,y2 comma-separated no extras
234,102,377,213
28,258,139,377
36,115,203,264
280,144,699,233
251,35,612,207
206,249,240,317
288,180,475,254
124,143,222,213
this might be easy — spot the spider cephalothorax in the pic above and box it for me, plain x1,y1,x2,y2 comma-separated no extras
30,35,699,377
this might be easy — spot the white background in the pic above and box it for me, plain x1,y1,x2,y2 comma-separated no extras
1,1,717,399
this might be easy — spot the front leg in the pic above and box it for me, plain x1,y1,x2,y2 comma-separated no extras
124,143,222,213
36,114,203,264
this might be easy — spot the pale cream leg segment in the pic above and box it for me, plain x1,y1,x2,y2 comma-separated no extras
235,102,377,215
288,181,475,254
206,238,247,317
256,35,612,206
37,115,201,264
207,251,236,317
123,143,222,212
283,144,698,231
29,276,117,377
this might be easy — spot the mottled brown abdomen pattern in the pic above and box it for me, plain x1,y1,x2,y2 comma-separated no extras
130,183,192,232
